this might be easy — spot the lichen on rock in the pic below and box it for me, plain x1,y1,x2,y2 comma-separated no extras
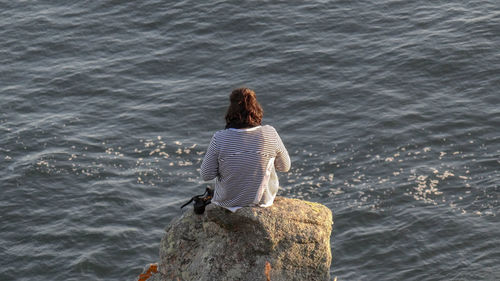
156,196,333,281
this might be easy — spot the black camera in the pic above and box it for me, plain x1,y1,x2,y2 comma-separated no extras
180,187,214,214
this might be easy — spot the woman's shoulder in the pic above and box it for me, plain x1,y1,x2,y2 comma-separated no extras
261,124,278,133
261,124,275,130
213,129,227,137
213,128,237,138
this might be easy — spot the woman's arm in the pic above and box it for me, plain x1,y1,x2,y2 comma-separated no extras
274,130,291,172
200,133,219,181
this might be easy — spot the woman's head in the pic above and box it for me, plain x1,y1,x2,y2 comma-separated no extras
225,88,263,129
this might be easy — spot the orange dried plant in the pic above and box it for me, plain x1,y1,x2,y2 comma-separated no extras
265,261,272,281
137,263,158,281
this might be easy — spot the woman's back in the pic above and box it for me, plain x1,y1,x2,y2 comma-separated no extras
201,125,290,211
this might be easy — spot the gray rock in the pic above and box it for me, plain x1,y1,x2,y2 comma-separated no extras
156,197,333,281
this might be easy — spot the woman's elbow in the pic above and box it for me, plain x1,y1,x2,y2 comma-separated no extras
200,170,216,181
281,165,291,173
276,161,290,172
275,155,291,172
201,175,214,181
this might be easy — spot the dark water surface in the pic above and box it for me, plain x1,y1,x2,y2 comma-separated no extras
1,1,499,280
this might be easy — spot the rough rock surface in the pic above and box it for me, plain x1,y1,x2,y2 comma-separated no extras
156,196,333,281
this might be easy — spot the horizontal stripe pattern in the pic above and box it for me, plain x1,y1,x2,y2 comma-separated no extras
200,125,290,209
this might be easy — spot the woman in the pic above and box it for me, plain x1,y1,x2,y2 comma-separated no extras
200,88,291,212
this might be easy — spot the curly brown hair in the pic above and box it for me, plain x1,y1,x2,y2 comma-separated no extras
225,88,263,129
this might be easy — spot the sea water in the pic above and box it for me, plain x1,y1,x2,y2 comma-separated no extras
1,1,499,280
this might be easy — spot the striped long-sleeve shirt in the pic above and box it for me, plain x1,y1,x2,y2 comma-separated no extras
200,125,291,212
